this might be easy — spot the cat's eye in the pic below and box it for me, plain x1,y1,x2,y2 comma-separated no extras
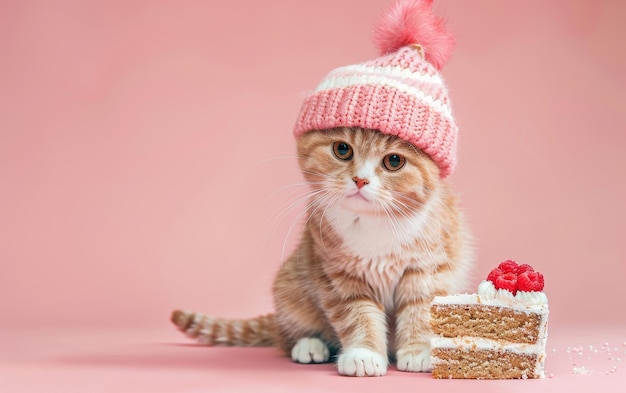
332,141,353,161
383,154,406,171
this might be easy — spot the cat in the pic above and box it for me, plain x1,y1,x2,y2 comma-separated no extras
171,126,473,377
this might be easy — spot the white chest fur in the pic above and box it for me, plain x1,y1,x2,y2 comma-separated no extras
330,205,428,259
327,206,431,309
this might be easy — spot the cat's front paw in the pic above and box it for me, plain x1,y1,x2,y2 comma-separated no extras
337,347,387,377
291,337,330,364
396,345,431,372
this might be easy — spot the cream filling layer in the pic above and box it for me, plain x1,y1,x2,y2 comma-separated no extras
431,336,543,354
430,336,547,378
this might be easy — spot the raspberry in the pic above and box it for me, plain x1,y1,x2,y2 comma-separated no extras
498,259,519,274
516,264,535,274
486,267,503,283
494,272,518,295
518,271,545,292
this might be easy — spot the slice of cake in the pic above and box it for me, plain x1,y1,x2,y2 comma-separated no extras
430,260,549,379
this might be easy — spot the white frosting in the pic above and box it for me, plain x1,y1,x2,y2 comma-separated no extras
432,281,549,313
431,293,480,305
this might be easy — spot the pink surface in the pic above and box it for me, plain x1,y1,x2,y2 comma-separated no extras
1,0,625,392
2,326,625,392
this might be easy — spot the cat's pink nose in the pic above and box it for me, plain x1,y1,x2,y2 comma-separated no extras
352,176,370,189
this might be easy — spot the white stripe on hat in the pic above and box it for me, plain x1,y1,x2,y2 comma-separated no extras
313,74,453,120
328,64,444,86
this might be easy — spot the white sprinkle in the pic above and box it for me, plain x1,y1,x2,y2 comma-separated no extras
573,366,592,375
549,373,555,378
552,348,557,352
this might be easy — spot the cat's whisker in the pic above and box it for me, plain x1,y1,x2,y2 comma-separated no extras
280,210,308,262
389,193,439,226
400,192,456,242
279,184,340,254
373,200,384,234
390,206,414,244
258,167,328,230
377,200,406,243
262,181,319,209
267,186,318,221
380,192,421,221
290,197,330,267
273,187,326,222
280,191,332,262
317,193,342,255
388,191,458,264
391,193,438,226
266,187,330,245
299,169,334,178
378,203,398,239
381,191,436,245
278,182,329,206
285,190,338,261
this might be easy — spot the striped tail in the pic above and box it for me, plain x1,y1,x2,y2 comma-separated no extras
170,310,276,346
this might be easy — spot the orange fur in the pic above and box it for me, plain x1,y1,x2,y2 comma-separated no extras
172,127,473,376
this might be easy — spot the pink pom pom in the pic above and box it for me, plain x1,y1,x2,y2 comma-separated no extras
373,0,455,70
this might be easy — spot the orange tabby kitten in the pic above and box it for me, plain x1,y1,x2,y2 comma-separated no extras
172,127,473,376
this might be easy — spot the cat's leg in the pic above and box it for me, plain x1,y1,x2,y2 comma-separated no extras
272,306,336,364
272,294,336,364
272,260,337,364
393,268,441,372
322,279,389,377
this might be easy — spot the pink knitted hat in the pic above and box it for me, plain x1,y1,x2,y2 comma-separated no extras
293,0,458,178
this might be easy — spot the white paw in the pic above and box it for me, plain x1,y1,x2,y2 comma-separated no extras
396,346,431,372
291,337,330,364
337,347,387,377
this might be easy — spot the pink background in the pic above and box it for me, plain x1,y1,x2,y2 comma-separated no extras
1,0,625,392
